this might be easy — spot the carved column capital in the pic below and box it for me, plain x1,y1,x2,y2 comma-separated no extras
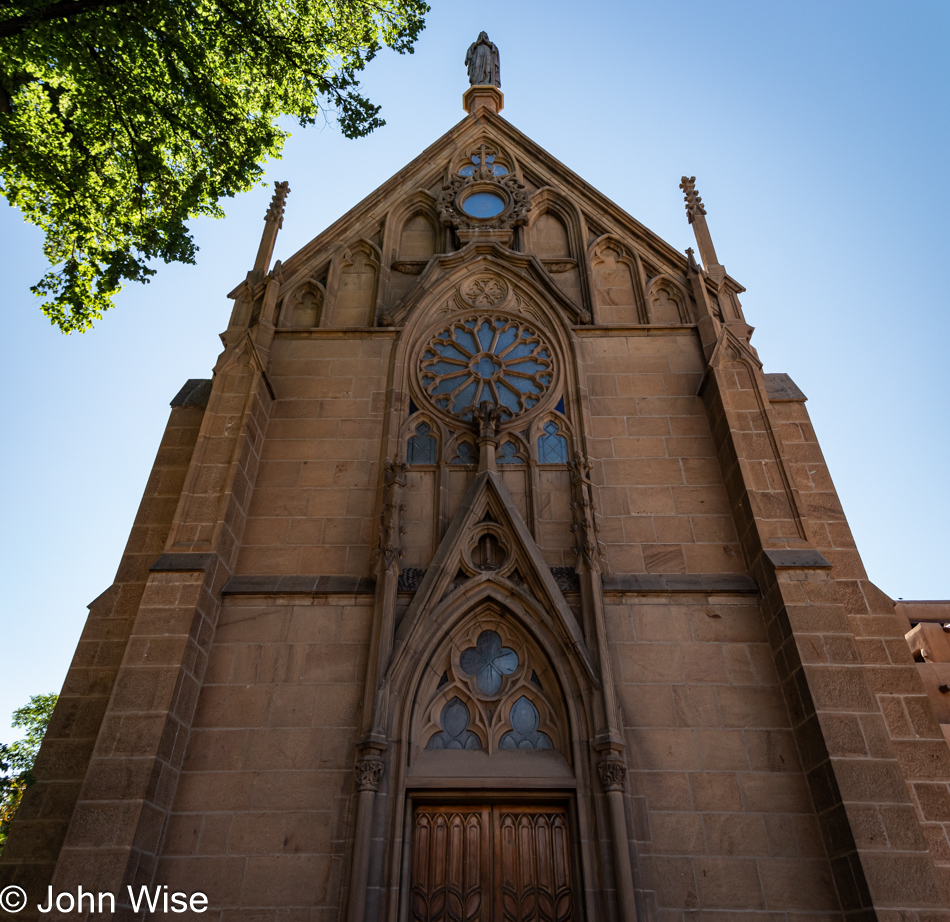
355,757,384,792
597,757,627,793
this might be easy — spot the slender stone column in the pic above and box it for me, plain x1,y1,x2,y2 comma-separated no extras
346,754,385,922
598,757,638,922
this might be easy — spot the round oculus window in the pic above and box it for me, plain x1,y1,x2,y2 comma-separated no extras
460,191,506,218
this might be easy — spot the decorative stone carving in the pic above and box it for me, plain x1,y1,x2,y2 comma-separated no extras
597,757,627,793
679,176,706,225
419,315,553,422
570,451,602,572
465,31,500,88
391,260,428,275
378,458,407,572
355,757,384,792
437,146,530,234
462,276,508,307
542,259,577,274
265,180,290,227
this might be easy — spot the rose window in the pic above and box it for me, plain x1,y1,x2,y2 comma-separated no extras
420,316,553,421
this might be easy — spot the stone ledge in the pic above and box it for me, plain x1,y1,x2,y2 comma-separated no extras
764,548,831,569
602,573,758,594
150,552,216,572
170,378,212,408
221,575,376,595
764,372,807,402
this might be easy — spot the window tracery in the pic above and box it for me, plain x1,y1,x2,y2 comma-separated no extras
420,315,553,422
497,440,524,464
537,421,569,464
407,422,438,465
450,440,476,465
417,617,565,756
427,697,481,750
499,698,553,750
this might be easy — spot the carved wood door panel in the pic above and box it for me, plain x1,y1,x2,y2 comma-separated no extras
411,805,574,922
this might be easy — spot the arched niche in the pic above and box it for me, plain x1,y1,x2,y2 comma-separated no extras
646,274,691,324
531,212,571,258
390,210,440,305
527,189,589,311
588,236,647,324
279,278,325,328
400,414,447,566
329,239,380,327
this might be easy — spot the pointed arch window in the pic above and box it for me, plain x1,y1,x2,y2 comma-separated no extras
499,698,553,750
497,441,524,464
427,697,482,750
537,421,569,464
450,441,476,465
407,422,437,465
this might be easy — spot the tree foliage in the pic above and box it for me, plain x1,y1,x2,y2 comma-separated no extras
0,693,58,853
0,0,428,332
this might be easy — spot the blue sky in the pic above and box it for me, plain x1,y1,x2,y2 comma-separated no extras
1,1,948,732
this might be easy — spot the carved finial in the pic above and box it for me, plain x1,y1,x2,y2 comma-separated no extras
685,247,699,272
679,176,706,225
253,180,291,274
265,180,290,228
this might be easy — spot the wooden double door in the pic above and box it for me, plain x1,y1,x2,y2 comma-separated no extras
410,804,575,922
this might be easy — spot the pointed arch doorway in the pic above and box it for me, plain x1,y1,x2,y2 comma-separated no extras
409,800,576,922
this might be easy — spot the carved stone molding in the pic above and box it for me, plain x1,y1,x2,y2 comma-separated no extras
355,757,384,792
541,259,577,274
679,176,706,225
597,757,627,793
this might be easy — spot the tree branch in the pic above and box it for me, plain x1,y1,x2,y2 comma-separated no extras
0,0,134,39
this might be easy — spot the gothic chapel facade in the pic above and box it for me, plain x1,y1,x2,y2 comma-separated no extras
6,56,950,922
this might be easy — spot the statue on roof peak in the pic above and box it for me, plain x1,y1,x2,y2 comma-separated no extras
465,32,500,88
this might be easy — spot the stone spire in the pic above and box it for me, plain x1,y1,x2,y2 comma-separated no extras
679,176,725,286
253,180,290,274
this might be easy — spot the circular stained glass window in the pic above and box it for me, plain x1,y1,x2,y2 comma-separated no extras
420,316,553,421
460,191,506,218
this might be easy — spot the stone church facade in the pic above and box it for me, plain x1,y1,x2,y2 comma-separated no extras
4,78,950,922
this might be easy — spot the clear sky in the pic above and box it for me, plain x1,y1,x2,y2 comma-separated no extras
1,1,948,734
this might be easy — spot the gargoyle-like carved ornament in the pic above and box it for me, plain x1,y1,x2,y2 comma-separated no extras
355,757,384,792
597,757,627,793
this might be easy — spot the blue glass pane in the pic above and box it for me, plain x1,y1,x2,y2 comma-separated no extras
458,165,475,176
431,374,468,396
492,165,508,175
476,321,495,352
433,344,470,362
429,360,467,376
495,326,518,352
427,697,481,750
462,192,506,218
459,630,519,696
495,380,521,412
473,355,501,378
455,328,479,355
497,441,522,464
450,441,476,464
407,424,437,464
507,359,547,375
451,381,478,415
498,697,553,750
538,422,569,464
